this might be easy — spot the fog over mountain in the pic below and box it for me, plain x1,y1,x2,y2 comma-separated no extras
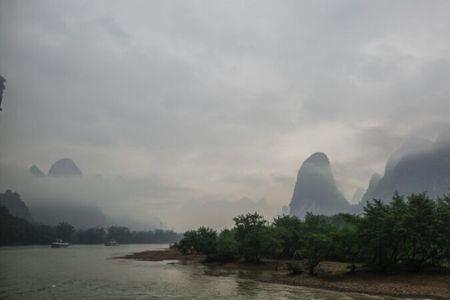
361,134,450,204
289,152,350,218
29,165,45,178
1,1,450,230
48,158,82,178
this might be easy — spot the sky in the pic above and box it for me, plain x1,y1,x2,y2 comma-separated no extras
1,0,450,230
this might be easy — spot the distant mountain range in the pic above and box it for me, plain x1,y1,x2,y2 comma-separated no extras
12,158,160,229
289,133,450,218
30,158,82,178
1,188,162,230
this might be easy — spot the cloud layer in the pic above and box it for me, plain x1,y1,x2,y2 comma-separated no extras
1,1,450,229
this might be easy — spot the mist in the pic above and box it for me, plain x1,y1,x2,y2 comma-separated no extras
1,0,450,230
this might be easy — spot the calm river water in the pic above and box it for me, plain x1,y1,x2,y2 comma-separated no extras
0,244,401,299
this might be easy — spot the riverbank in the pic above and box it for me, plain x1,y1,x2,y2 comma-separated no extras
119,249,450,299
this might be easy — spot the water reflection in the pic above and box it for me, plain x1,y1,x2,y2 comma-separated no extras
0,245,400,300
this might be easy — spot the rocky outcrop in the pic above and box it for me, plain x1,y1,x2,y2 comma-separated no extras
48,158,82,177
0,190,34,222
289,152,350,218
29,165,46,177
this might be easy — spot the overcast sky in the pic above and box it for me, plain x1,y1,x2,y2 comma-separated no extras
1,1,450,230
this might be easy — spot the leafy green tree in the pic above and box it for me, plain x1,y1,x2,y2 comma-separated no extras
299,213,332,275
177,227,217,259
194,227,218,259
435,194,450,265
401,193,438,271
330,214,361,274
233,212,270,263
272,215,304,258
216,229,239,262
178,230,198,254
360,196,406,273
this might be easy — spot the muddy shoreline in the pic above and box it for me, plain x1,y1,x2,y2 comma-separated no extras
118,249,450,299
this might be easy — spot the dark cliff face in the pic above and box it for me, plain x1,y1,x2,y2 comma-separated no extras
289,152,350,218
0,190,34,222
48,158,82,177
362,135,450,204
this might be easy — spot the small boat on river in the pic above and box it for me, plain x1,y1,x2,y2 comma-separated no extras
51,239,69,248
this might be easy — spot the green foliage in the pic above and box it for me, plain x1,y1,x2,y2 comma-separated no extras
272,215,304,258
298,213,333,275
233,212,270,263
3,189,449,276
0,204,55,245
175,192,450,275
359,193,450,272
195,227,218,259
329,214,361,273
177,227,218,259
178,230,198,254
435,195,450,262
215,229,239,262
0,203,181,245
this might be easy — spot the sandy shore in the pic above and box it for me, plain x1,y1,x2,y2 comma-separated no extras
118,249,450,299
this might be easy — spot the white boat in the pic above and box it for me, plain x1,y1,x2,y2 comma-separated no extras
51,239,69,248
104,239,119,246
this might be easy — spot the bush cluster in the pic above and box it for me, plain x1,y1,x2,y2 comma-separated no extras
176,193,450,274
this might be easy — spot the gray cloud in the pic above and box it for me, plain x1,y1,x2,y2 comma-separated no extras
1,0,450,229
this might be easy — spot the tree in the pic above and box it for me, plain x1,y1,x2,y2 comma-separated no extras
330,214,361,274
233,212,269,263
178,230,198,254
216,229,239,262
299,213,332,275
76,228,105,244
55,222,75,242
107,226,131,243
272,215,304,258
194,227,218,259
401,193,438,271
435,194,450,265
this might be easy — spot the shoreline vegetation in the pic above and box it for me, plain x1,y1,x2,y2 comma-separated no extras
120,249,450,299
121,192,450,299
0,202,182,246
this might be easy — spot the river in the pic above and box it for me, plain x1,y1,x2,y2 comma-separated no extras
0,244,401,299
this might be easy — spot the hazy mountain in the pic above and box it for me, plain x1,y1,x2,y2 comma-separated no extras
362,136,450,204
384,136,433,175
29,165,46,177
29,201,106,228
289,152,350,218
0,190,34,222
48,158,82,177
360,173,382,204
351,187,365,204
